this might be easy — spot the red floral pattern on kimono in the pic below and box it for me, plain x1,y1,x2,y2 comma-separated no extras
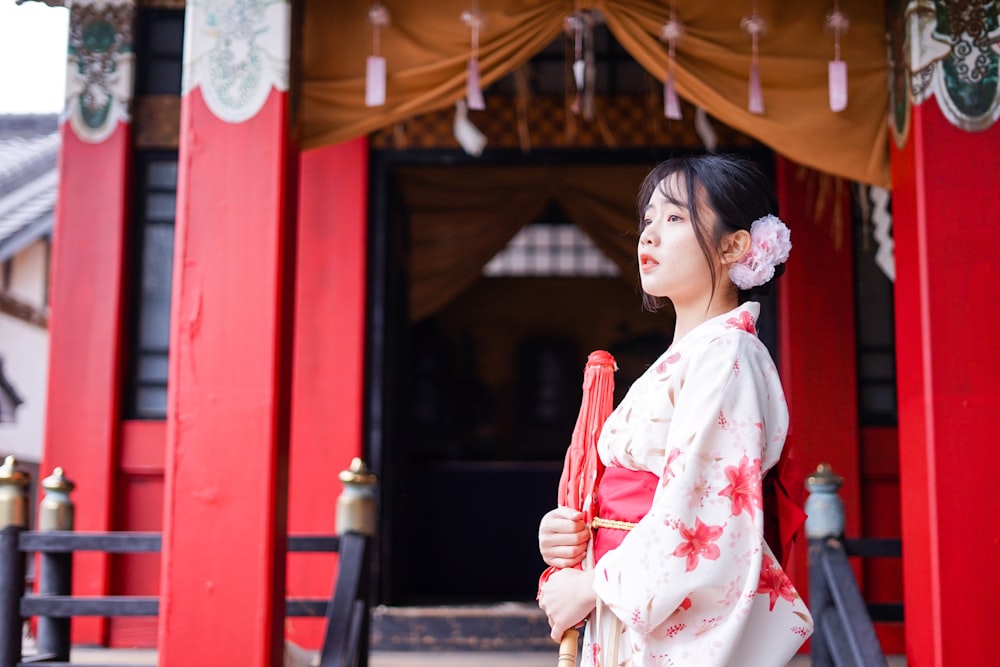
584,303,813,666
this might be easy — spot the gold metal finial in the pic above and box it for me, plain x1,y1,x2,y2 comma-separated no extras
339,457,377,486
337,458,378,536
0,455,30,528
39,465,75,531
42,467,75,494
0,455,28,487
806,462,843,488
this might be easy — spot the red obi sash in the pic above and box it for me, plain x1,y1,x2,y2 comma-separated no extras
592,459,807,569
592,466,658,563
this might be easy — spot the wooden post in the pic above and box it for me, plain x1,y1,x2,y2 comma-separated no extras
891,97,1000,666
805,463,844,667
43,0,136,643
35,468,75,661
0,456,29,667
775,157,861,614
157,2,298,665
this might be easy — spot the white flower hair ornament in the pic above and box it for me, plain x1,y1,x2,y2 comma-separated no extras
728,214,792,290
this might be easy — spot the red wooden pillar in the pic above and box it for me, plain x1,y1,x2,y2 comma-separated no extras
41,0,137,645
775,157,861,593
285,140,369,646
891,100,1000,667
157,3,297,665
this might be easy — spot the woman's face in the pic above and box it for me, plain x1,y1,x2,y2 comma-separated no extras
638,173,720,304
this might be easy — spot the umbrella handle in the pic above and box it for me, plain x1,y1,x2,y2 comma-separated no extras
557,628,579,667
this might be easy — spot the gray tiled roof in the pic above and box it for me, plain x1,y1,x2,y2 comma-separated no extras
0,114,59,263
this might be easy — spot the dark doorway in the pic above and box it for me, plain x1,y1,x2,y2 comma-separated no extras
367,149,680,605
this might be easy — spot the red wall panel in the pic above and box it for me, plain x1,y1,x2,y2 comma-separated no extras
285,139,369,647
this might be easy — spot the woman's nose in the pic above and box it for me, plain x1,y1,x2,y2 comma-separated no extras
639,226,656,245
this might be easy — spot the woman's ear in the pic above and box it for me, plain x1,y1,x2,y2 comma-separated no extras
721,229,752,265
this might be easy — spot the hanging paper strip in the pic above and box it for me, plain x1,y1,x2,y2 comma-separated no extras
462,6,486,110
741,3,766,115
365,3,390,107
660,2,684,120
826,2,850,112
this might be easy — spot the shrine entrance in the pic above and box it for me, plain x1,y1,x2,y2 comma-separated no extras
366,149,777,604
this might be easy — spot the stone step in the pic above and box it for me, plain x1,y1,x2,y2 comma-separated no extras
371,603,551,652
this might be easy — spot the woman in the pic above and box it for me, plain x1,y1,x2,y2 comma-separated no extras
537,154,813,666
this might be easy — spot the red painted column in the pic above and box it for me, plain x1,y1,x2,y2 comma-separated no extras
891,102,1000,667
42,0,137,644
775,157,861,596
285,139,369,647
43,125,130,646
157,4,297,664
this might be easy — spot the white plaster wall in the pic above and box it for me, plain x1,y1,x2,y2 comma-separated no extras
0,239,50,464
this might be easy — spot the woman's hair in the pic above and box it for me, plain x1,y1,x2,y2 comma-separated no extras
636,153,783,312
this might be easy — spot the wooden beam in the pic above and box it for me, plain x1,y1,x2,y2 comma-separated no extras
0,290,48,328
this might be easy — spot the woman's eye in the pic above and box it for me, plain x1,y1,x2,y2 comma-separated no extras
667,214,681,223
641,218,652,228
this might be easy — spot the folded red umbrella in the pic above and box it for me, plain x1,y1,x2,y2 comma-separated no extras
538,350,616,665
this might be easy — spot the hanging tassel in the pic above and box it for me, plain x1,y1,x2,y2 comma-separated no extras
741,4,766,115
462,7,486,111
826,3,850,112
660,6,684,121
748,62,764,114
466,56,485,110
365,55,386,107
664,73,682,120
365,3,390,107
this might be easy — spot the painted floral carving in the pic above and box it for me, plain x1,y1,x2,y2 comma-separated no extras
183,0,291,123
905,0,1000,132
66,0,135,143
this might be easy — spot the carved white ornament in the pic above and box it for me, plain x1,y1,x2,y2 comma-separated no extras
905,0,1000,132
64,0,135,144
182,0,290,124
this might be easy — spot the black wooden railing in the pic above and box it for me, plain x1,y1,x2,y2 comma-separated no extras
806,464,903,667
0,457,377,667
0,528,371,667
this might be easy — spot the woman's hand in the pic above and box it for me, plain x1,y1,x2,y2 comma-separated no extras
538,568,597,641
538,506,589,568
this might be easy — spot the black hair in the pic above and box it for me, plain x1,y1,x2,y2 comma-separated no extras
636,153,784,312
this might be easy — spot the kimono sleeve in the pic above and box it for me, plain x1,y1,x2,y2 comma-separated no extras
591,330,788,635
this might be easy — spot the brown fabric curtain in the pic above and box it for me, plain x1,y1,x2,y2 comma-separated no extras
303,1,890,187
399,164,648,320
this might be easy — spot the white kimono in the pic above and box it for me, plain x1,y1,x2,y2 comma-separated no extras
587,302,813,667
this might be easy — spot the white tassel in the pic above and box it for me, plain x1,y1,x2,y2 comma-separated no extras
825,5,850,112
748,62,764,114
828,60,847,111
462,7,486,111
365,3,390,108
466,57,485,110
365,55,386,107
664,73,681,120
453,100,487,156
